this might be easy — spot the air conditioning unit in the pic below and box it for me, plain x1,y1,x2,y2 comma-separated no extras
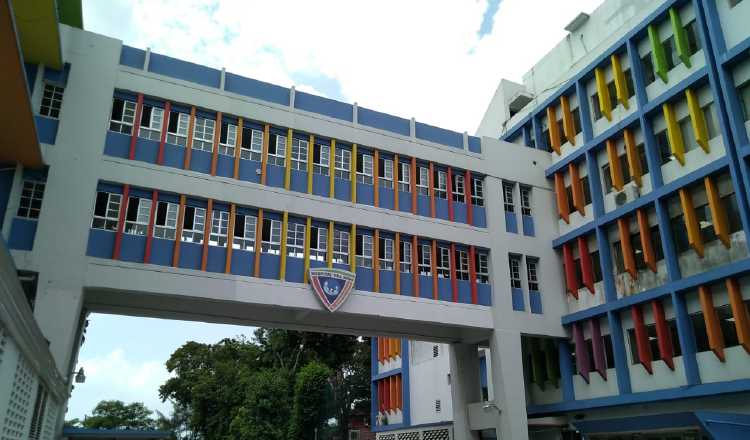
614,185,640,206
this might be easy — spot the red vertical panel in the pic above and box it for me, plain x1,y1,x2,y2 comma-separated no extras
210,112,222,176
411,235,419,297
450,243,458,302
410,157,417,215
429,162,436,218
652,299,675,370
589,318,607,380
631,304,653,374
156,101,171,165
112,184,130,260
469,245,478,304
563,243,579,298
577,236,595,294
431,240,438,300
128,93,144,160
200,200,213,271
378,380,384,413
465,170,473,226
143,190,158,264
383,378,390,412
447,167,454,221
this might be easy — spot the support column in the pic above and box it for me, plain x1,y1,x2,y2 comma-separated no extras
488,329,529,440
449,343,481,440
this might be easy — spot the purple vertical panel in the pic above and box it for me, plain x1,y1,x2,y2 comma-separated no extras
572,322,590,383
589,318,607,380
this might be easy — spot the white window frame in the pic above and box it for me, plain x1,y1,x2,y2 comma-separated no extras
509,255,522,289
109,97,136,135
335,148,351,180
138,105,164,140
40,83,64,119
520,186,532,216
17,180,45,220
456,249,469,280
526,257,539,291
267,134,287,167
209,210,229,247
313,143,330,176
435,171,447,199
453,174,465,203
418,244,432,276
232,214,257,251
399,240,412,273
333,229,349,265
310,225,328,262
192,117,216,152
472,177,485,206
241,128,264,161
356,233,373,268
476,252,489,284
357,153,374,185
261,218,282,254
503,182,515,212
286,222,306,258
92,192,122,231
292,138,309,171
437,246,450,278
398,162,411,193
124,196,152,236
379,158,394,189
218,122,238,157
153,201,178,240
379,237,394,271
166,112,189,146
181,206,206,244
417,167,429,196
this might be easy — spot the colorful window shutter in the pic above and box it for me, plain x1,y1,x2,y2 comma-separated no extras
389,376,396,412
569,162,585,215
663,102,686,165
546,106,562,154
636,209,658,273
686,89,709,153
648,24,669,83
572,322,590,383
699,285,725,361
595,67,612,121
560,95,576,145
669,8,691,67
679,188,704,257
554,172,570,223
543,339,560,387
652,299,675,370
383,377,390,412
590,318,607,380
611,54,630,109
606,139,625,191
727,278,750,354
563,243,579,298
624,128,642,187
704,176,730,248
618,217,638,279
631,304,653,374
577,236,595,294
378,380,385,412
377,337,384,363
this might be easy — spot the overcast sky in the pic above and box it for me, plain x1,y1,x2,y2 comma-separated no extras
69,0,603,421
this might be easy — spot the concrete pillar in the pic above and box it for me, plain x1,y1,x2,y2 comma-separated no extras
449,342,481,440
489,329,529,440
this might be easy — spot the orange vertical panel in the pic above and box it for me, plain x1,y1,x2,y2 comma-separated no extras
411,235,419,297
260,125,270,185
705,176,731,248
679,188,704,257
410,157,417,215
373,150,380,207
560,95,576,145
569,162,585,215
546,106,561,154
183,106,197,170
373,229,380,292
395,232,401,294
698,285,725,362
554,172,570,223
429,162,436,218
254,209,263,277
637,209,658,273
450,243,458,302
201,199,213,271
606,139,625,191
727,278,750,353
210,112,222,176
394,154,400,211
624,128,643,187
377,337,384,363
172,195,186,267
225,204,235,274
431,240,438,300
618,217,637,279
112,184,130,261
233,118,243,179
143,190,158,264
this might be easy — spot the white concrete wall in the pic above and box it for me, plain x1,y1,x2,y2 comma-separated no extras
408,341,453,426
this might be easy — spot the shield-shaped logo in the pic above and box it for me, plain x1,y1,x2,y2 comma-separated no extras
309,267,356,312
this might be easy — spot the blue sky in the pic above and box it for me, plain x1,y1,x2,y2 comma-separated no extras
71,0,603,420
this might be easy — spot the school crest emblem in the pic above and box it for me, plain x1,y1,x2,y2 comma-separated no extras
309,267,356,312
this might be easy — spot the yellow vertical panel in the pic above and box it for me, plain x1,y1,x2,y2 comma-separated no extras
663,103,686,165
704,176,730,248
279,211,288,281
351,144,358,203
327,221,334,268
329,139,336,198
727,278,750,353
303,217,312,284
284,128,293,190
624,128,643,187
679,188,704,257
686,89,710,153
307,134,314,194
595,67,612,121
560,95,576,145
569,162,585,215
546,106,561,154
350,224,356,273
606,139,625,191
699,285,725,361
611,54,630,109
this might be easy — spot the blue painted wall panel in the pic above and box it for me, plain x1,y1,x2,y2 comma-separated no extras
477,283,491,306
415,122,463,149
178,242,202,270
454,201,467,224
356,267,374,291
457,280,471,304
309,259,326,270
474,206,487,228
417,195,430,217
522,215,535,237
35,116,58,145
505,212,518,233
379,271,395,294
148,53,221,88
511,287,525,311
238,159,262,183
43,64,69,85
266,165,285,188
86,229,115,259
286,257,305,283
103,131,130,158
224,73,290,106
419,275,433,299
215,155,234,178
120,235,146,263
259,254,280,279
379,188,394,210
8,219,37,251
468,136,481,153
120,46,146,69
312,173,328,197
438,278,452,301
291,170,307,193
435,198,449,220
0,167,15,226
189,150,212,174
134,138,159,163
398,192,412,213
230,250,254,276
334,179,350,201
150,238,174,266
357,183,374,206
357,107,410,136
294,91,353,122
400,273,413,296
479,356,488,387
24,63,38,93
162,144,185,169
206,246,226,273
529,290,543,314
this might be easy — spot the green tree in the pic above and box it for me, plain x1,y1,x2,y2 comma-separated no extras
288,361,333,440
81,400,156,430
227,369,291,440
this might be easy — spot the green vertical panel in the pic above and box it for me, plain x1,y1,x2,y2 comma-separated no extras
543,339,560,388
669,8,691,68
648,24,669,83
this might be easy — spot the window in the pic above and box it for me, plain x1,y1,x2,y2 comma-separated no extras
109,97,136,134
261,218,282,254
312,143,329,175
702,102,719,139
292,138,309,171
192,117,215,152
434,170,447,199
286,223,305,258
218,121,238,157
580,175,593,205
138,105,164,140
520,185,532,216
503,182,515,212
436,246,450,278
124,197,152,236
166,111,189,146
267,134,287,167
379,237,394,270
40,83,64,119
627,320,682,364
455,250,469,280
399,240,412,273
356,152,374,184
472,177,484,206
509,255,522,289
181,206,206,244
739,81,750,122
685,20,701,56
591,92,603,121
662,37,677,70
433,345,440,357
679,116,699,153
309,225,328,261
435,399,442,413
379,158,394,189
28,384,48,440
209,210,229,247
418,244,432,276
452,174,465,203
17,180,45,219
655,129,673,164
233,214,256,251
240,127,263,161
334,229,349,265
335,148,351,180
356,233,373,267
417,166,429,196
526,257,539,291
153,201,178,240
398,162,411,193
641,53,656,86
476,252,489,283
92,192,122,231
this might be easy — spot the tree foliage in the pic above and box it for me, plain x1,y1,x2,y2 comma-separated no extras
79,400,156,430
